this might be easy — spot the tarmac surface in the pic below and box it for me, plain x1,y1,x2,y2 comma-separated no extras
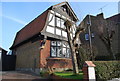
0,71,49,81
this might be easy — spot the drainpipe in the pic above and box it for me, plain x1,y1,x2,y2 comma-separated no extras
39,34,41,73
88,15,93,60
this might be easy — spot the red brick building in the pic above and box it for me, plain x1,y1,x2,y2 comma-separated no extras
10,2,78,73
79,13,120,60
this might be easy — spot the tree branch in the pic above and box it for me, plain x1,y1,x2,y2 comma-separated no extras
73,28,84,45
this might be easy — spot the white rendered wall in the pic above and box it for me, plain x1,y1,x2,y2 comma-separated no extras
88,67,96,81
46,26,54,34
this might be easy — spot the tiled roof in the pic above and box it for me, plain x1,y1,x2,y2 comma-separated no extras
11,10,49,48
10,2,78,49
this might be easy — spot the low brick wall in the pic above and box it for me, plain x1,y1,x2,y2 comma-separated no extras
46,58,72,69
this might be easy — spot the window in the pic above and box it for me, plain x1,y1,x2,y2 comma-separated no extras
91,33,95,38
85,34,89,40
49,13,55,26
61,19,65,29
51,41,71,58
55,16,66,36
51,47,57,57
56,17,61,27
56,16,65,29
61,7,66,12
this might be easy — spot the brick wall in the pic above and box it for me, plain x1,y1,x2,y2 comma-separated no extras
80,14,119,60
46,58,72,69
15,40,40,69
40,40,50,68
40,40,72,69
15,39,72,71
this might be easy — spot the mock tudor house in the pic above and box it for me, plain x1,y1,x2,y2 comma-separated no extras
79,13,120,60
10,2,79,73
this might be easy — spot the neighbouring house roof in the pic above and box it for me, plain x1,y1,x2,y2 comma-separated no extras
106,13,120,23
10,2,78,49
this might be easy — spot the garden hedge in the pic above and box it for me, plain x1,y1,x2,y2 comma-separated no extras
93,61,120,80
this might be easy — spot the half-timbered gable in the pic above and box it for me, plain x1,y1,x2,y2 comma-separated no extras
41,2,78,41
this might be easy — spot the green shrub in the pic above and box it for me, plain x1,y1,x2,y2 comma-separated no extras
93,61,120,80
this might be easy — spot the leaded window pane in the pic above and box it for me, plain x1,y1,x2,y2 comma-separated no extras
51,41,56,46
66,42,69,48
62,48,66,57
51,41,70,58
51,47,56,57
63,42,67,47
57,47,62,57
67,48,71,57
57,41,62,46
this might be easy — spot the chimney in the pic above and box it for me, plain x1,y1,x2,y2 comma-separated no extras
96,13,104,19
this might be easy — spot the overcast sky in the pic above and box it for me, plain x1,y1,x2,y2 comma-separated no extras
0,1,119,51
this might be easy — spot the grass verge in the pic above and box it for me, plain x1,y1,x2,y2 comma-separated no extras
54,71,83,79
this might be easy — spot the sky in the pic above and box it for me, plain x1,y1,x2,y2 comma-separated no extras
0,1,119,51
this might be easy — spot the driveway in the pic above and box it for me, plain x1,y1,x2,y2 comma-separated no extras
0,71,50,81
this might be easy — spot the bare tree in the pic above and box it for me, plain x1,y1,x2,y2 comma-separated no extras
96,18,116,60
64,20,84,74
77,44,98,68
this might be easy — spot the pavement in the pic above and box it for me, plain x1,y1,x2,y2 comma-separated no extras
108,78,120,81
